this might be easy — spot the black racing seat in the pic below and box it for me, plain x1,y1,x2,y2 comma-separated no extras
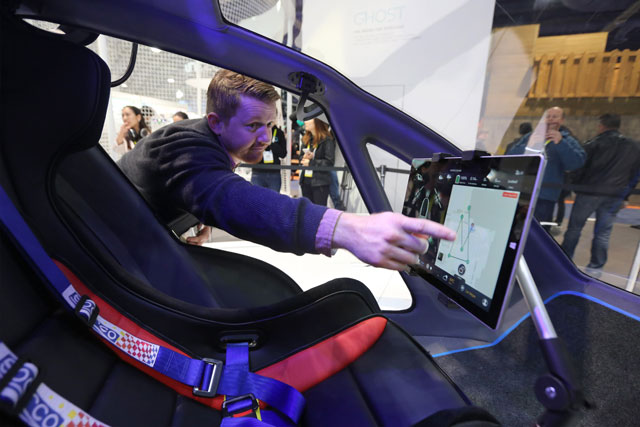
0,15,499,426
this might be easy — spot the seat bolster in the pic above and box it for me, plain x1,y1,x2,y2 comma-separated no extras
413,406,501,426
302,321,475,427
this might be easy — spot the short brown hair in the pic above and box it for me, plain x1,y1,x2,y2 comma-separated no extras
206,69,280,121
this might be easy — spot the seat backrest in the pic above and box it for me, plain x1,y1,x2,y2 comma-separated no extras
0,12,381,358
0,16,302,310
0,17,222,306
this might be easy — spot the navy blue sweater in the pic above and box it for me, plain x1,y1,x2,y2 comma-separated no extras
118,118,327,254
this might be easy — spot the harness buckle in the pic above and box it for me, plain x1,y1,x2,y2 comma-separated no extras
74,295,99,327
222,393,260,419
0,356,42,416
192,358,223,398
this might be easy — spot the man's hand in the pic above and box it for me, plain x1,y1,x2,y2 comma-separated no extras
186,224,212,246
332,212,456,271
545,129,562,144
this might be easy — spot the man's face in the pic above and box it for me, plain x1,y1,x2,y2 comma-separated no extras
208,96,276,164
545,107,564,131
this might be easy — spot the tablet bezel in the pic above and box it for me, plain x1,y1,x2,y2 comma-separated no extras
404,154,545,329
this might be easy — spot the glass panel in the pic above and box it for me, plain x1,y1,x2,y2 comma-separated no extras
87,38,219,160
24,26,404,306
480,2,640,292
220,1,640,293
366,144,411,213
359,143,412,310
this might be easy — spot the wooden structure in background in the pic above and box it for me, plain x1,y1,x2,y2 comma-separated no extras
533,33,608,55
481,28,640,153
484,29,640,113
529,49,640,99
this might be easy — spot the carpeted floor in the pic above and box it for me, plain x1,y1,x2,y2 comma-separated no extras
435,294,640,426
559,205,640,226
614,207,640,225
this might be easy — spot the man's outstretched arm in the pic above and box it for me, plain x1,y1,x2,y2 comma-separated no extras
331,212,456,271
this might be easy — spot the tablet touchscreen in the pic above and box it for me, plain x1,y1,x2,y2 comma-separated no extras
402,155,544,328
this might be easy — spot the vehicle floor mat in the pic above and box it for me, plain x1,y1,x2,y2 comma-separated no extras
435,293,640,427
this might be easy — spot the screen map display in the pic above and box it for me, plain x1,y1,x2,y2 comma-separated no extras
434,185,519,308
403,155,543,328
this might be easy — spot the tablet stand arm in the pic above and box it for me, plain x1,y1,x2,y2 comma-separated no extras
516,257,587,426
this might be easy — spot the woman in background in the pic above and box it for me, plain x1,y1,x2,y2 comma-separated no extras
116,106,151,151
299,118,335,205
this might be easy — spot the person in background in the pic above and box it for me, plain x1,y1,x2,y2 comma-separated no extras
299,118,334,206
251,124,287,192
328,130,345,210
288,117,305,184
507,106,585,224
552,173,572,234
553,119,579,233
329,170,344,210
562,114,640,269
116,106,151,152
505,122,532,153
289,116,304,157
173,111,189,122
118,70,455,270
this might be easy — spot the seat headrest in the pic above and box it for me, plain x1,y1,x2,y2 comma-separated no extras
1,15,110,169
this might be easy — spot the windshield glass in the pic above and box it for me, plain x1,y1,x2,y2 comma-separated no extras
220,1,640,294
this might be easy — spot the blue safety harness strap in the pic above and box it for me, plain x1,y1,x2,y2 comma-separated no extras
223,413,294,427
0,184,306,425
219,343,304,425
0,189,71,298
0,185,211,389
0,342,110,427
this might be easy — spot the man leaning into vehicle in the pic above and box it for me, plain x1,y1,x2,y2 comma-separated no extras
118,69,455,271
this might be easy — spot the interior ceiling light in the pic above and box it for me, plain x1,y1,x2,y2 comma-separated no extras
150,47,161,53
167,78,175,83
176,89,184,99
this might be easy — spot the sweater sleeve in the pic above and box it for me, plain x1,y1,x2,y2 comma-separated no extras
315,208,342,256
553,133,586,171
157,133,328,255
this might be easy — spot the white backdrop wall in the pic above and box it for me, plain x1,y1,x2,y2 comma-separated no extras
301,0,496,212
